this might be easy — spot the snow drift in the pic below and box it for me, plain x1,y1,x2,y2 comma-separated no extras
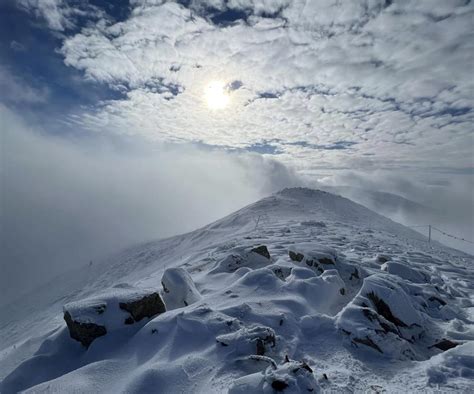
1,188,473,393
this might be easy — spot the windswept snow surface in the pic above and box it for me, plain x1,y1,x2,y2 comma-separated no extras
1,188,473,393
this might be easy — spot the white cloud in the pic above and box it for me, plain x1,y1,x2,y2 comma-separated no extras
18,0,108,31
52,0,473,177
18,0,72,30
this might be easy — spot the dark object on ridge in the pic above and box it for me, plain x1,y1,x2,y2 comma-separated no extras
366,291,407,327
271,380,289,391
64,311,107,348
289,250,304,262
429,339,459,351
119,292,166,323
251,245,271,259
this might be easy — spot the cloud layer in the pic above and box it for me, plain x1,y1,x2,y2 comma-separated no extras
10,0,474,178
49,0,473,174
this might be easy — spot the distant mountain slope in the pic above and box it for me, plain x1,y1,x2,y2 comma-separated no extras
321,185,437,218
1,188,472,393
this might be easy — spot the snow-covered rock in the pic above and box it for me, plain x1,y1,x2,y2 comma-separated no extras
336,273,435,360
216,325,276,356
381,261,429,283
209,245,272,274
229,358,318,393
63,286,165,347
161,267,201,310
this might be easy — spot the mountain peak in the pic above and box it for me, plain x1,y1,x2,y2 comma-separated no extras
1,190,472,393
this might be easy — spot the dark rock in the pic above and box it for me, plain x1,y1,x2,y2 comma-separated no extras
353,336,383,353
255,331,276,355
256,338,265,355
289,250,304,262
376,255,390,264
64,288,166,348
430,339,459,351
63,311,107,348
251,245,271,259
271,380,289,391
350,268,359,280
119,292,166,323
318,257,334,265
366,291,407,327
428,296,446,306
362,307,398,335
300,361,313,373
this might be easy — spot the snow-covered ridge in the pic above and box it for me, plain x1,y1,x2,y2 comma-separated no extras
1,188,473,393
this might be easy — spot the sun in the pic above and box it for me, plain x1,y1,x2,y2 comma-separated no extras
204,81,230,110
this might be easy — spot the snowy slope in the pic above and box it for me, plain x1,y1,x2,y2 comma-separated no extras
321,186,436,218
1,188,473,393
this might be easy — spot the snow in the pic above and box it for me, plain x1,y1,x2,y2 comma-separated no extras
1,188,473,393
63,286,162,329
161,268,201,310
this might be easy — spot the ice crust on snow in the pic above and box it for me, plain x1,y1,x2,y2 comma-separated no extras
1,188,473,393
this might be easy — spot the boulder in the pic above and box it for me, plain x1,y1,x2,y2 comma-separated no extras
289,250,304,262
429,339,460,351
216,325,276,356
381,261,429,284
250,245,271,260
63,286,166,348
64,311,107,348
210,247,272,274
288,244,337,268
336,274,429,360
119,292,166,323
229,358,318,393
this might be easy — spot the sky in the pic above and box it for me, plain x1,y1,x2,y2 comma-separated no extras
1,0,473,301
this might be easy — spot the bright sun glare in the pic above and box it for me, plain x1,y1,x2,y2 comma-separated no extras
205,81,230,110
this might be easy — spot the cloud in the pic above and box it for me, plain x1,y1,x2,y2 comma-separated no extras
5,0,473,279
17,0,108,31
18,0,73,30
10,40,26,51
0,105,301,304
317,168,474,254
48,0,472,179
0,65,49,104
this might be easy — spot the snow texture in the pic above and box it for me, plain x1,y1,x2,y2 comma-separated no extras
1,188,473,393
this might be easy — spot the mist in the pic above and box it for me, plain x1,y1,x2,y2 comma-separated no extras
319,171,474,255
2,104,472,307
0,106,301,304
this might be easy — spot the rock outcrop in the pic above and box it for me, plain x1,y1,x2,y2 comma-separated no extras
63,286,166,347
